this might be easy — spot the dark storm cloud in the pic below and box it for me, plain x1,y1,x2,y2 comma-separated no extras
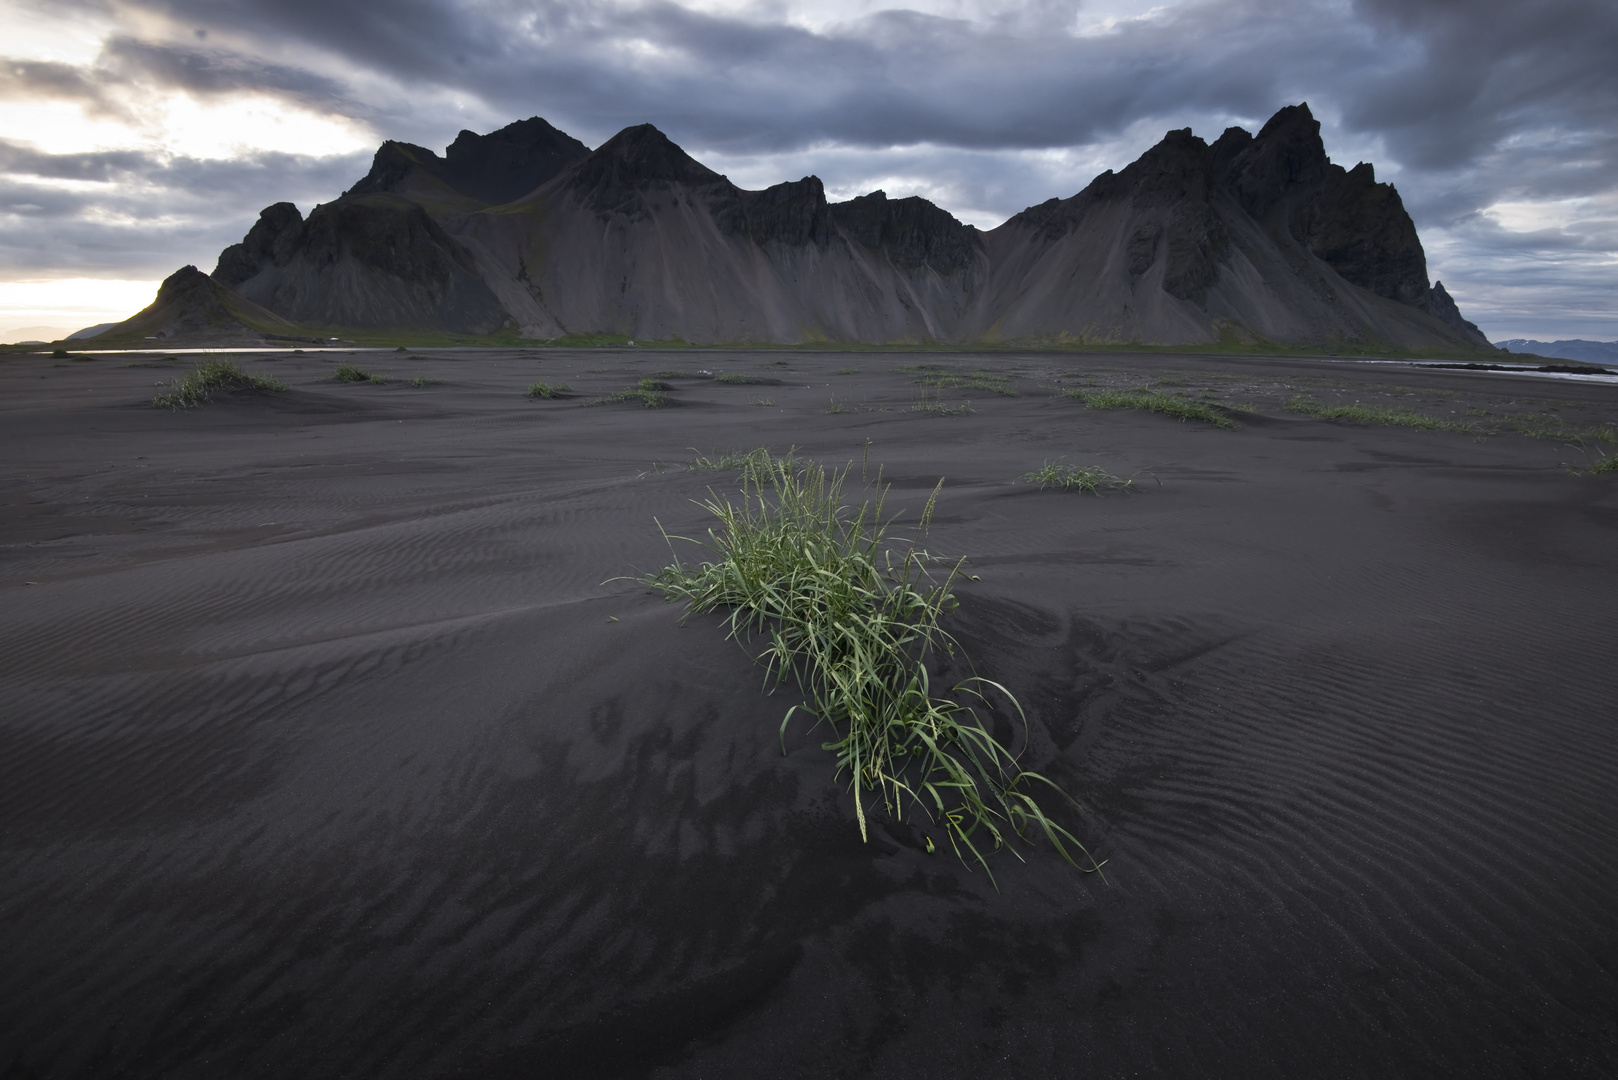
7,0,1617,336
0,138,367,275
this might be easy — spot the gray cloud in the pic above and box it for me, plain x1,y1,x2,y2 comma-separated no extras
7,0,1617,338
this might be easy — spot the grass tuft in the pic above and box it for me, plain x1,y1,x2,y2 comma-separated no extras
715,373,752,384
1065,388,1238,428
639,450,1102,883
1020,462,1137,494
334,363,371,383
591,384,669,407
408,376,439,388
916,370,1016,396
153,358,287,409
1286,396,1474,433
526,381,571,398
911,388,971,416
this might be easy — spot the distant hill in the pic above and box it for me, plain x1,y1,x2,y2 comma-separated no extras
1495,339,1618,366
94,105,1495,350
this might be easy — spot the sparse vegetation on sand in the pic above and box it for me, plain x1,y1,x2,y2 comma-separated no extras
334,363,372,383
914,370,1016,396
1286,396,1474,432
715,373,753,384
1065,388,1238,428
912,387,971,416
639,449,1102,883
591,382,668,407
1021,462,1137,494
153,358,287,409
526,381,570,398
407,376,439,388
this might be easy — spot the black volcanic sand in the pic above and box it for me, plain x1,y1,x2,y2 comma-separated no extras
3,348,1616,1079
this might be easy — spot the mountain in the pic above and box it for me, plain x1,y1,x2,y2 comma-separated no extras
98,106,1494,350
1495,338,1618,366
91,265,309,346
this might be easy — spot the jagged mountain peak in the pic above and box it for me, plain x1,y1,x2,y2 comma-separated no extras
564,124,726,216
1223,102,1329,216
344,117,589,206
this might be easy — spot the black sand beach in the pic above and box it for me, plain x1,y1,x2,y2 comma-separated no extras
2,347,1616,1078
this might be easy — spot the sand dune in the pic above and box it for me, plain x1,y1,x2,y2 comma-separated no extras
1,348,1615,1077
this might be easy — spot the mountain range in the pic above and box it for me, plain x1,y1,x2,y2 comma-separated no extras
91,104,1493,351
1495,339,1618,365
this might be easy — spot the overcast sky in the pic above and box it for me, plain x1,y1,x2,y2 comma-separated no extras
2,0,1614,341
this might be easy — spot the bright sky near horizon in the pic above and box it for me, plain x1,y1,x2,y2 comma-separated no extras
2,0,1615,342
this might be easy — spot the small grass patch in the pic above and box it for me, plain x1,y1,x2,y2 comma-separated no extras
50,348,69,358
368,373,388,385
648,369,685,379
686,447,780,481
153,358,287,409
1065,388,1238,429
408,377,439,388
1286,397,1474,433
751,397,775,406
1020,462,1137,494
837,367,858,375
715,373,752,385
912,389,971,416
638,450,1101,883
591,385,669,407
916,371,1015,396
827,399,852,414
334,363,371,383
526,381,570,398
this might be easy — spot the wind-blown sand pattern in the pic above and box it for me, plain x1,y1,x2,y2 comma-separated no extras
2,348,1615,1077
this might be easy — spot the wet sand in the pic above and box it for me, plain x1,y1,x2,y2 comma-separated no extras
2,347,1616,1078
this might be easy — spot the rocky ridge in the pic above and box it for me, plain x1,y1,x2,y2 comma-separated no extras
95,105,1492,350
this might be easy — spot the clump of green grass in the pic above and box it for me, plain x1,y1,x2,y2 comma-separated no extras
368,373,388,385
648,369,685,379
334,363,371,383
1065,388,1238,428
591,384,668,407
408,376,439,388
639,450,1100,882
638,377,670,391
686,447,781,482
526,381,571,398
1020,462,1136,494
715,373,752,384
912,388,971,416
916,370,1015,396
1286,396,1474,433
751,397,775,406
153,358,287,409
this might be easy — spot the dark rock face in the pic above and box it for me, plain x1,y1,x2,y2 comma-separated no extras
1218,103,1429,307
714,176,833,247
1006,102,1438,313
829,191,981,274
440,117,589,204
218,198,509,333
344,141,448,200
1426,281,1491,346
344,118,588,205
566,124,725,218
1006,128,1229,304
214,202,306,287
